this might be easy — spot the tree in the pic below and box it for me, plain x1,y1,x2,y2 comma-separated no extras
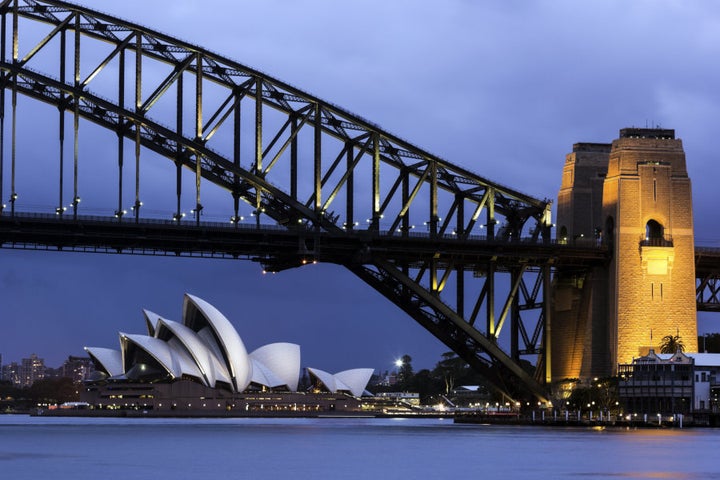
406,369,440,402
27,377,79,405
433,352,468,394
659,334,685,354
397,354,414,388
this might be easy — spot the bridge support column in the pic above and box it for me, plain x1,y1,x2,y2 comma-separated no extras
603,128,697,366
554,128,698,382
543,264,552,385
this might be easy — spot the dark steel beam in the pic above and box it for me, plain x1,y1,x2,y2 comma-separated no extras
697,248,720,312
0,213,609,267
0,0,635,403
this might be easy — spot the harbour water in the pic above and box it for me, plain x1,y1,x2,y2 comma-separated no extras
1,415,718,479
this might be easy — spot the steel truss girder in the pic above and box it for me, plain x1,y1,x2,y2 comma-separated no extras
697,275,720,312
0,0,581,401
349,257,551,402
696,248,720,312
0,0,552,240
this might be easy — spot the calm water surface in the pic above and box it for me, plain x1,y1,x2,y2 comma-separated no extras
0,415,718,479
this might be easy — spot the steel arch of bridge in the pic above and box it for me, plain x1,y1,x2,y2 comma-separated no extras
0,0,607,402
697,248,720,312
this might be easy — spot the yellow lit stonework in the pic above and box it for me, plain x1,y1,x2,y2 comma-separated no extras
553,128,697,382
606,130,697,367
640,246,674,276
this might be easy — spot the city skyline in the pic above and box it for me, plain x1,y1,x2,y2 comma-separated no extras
2,1,720,372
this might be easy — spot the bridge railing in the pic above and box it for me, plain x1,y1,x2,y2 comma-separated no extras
0,211,608,250
640,236,674,248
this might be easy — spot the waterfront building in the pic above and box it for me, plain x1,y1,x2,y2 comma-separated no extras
618,349,693,415
374,391,421,406
81,294,374,414
618,350,720,415
449,385,492,408
682,353,720,413
82,379,365,415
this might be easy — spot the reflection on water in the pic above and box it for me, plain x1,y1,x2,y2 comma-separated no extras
0,416,718,480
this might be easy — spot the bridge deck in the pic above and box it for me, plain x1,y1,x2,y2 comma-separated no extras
0,213,607,270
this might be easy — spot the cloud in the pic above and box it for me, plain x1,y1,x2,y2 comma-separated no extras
3,0,720,371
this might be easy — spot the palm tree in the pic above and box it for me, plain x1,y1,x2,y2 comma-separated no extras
659,334,685,354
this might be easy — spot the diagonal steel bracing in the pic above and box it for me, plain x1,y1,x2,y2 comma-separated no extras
697,248,720,312
348,258,552,402
0,0,610,401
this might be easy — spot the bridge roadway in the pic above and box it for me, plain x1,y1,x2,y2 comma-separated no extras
2,213,718,311
3,212,718,269
0,212,607,270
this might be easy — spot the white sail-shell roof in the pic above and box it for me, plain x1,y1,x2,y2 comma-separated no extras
87,294,373,397
142,309,162,337
249,343,301,391
120,333,203,381
308,367,337,393
183,294,252,392
308,367,374,397
250,358,287,389
155,318,231,388
334,368,375,397
84,347,123,377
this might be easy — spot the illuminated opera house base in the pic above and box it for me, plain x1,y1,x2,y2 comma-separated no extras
78,294,374,416
81,380,366,417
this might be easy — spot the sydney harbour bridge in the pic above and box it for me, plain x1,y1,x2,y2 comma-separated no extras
0,0,718,403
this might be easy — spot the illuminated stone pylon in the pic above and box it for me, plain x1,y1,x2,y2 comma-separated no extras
604,128,698,366
553,142,611,380
553,128,697,381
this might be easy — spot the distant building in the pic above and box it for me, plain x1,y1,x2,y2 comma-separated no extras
61,356,94,383
374,392,420,406
19,354,45,388
449,385,491,408
1,362,20,386
373,370,399,387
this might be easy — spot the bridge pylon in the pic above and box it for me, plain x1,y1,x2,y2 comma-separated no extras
553,128,698,382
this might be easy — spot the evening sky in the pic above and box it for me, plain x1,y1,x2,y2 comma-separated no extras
2,0,719,372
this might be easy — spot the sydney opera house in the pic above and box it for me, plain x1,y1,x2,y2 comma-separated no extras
81,294,374,416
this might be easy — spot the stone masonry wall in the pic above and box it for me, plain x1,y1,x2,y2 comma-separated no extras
553,129,698,382
604,135,697,367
